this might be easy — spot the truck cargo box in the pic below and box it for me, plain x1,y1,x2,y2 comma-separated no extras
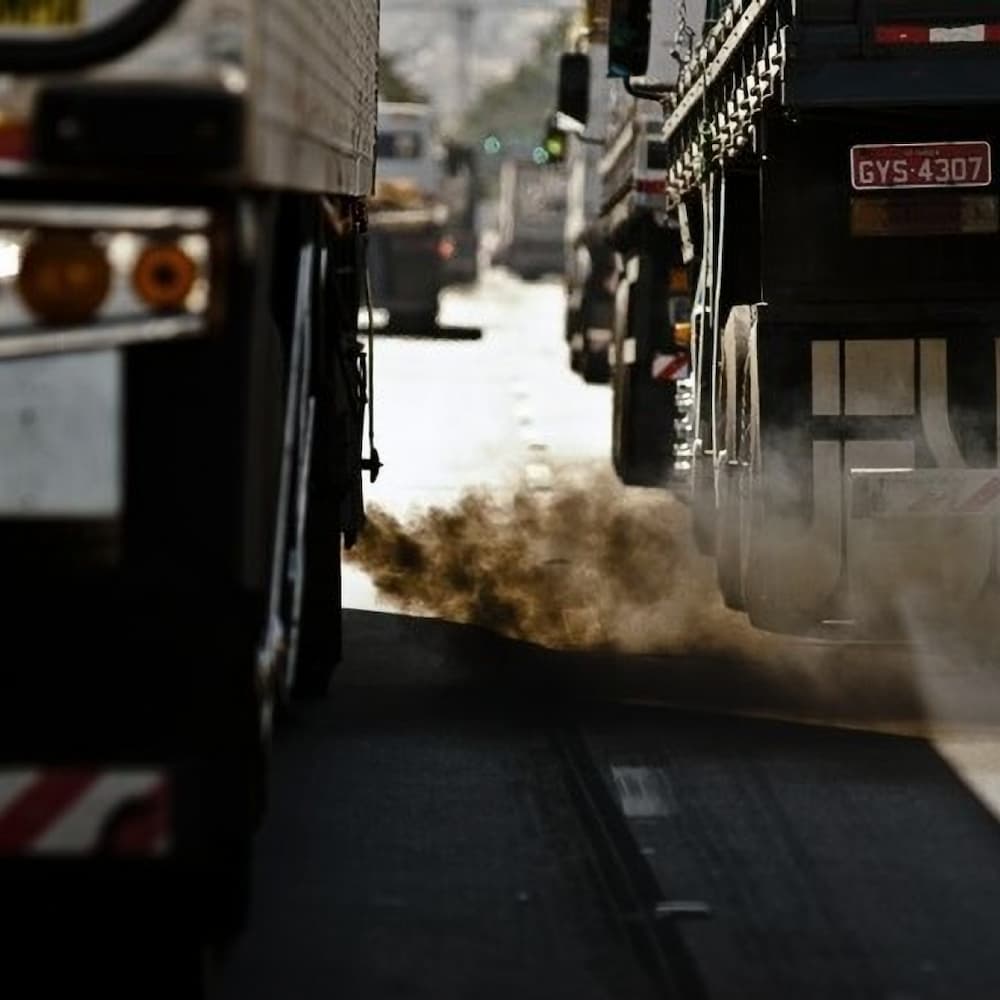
1,0,379,195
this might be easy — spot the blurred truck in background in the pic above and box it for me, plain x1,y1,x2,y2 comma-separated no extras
0,0,379,979
559,7,617,384
494,157,568,281
558,0,701,433
440,141,481,286
370,101,450,331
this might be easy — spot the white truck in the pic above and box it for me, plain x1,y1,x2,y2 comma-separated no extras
0,0,379,980
495,157,568,281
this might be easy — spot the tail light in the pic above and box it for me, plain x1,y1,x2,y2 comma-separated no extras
133,242,197,311
0,204,213,359
669,266,689,293
437,236,456,261
18,232,111,325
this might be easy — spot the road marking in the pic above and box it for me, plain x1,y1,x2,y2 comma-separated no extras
517,421,547,448
611,766,674,818
524,462,553,492
654,900,713,919
513,401,535,426
934,735,1000,821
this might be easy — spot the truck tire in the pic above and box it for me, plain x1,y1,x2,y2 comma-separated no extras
565,304,582,373
569,332,585,374
580,292,613,384
689,438,717,555
581,339,612,384
612,278,676,486
292,396,343,700
289,204,356,699
739,326,814,635
715,306,751,609
391,308,438,334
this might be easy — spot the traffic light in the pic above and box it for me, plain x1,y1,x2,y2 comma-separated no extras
541,119,566,165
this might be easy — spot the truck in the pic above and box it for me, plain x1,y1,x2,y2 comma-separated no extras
440,140,481,286
369,101,449,331
560,7,618,384
0,0,378,985
562,0,1000,639
559,0,701,425
494,157,568,281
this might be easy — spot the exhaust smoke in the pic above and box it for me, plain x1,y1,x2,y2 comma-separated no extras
348,466,766,656
346,464,1000,732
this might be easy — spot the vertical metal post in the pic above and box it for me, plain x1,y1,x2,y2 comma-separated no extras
453,5,477,124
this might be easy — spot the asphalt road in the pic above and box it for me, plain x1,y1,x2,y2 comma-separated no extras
220,270,1000,999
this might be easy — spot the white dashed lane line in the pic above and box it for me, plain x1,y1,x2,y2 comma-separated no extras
509,375,553,488
524,462,554,492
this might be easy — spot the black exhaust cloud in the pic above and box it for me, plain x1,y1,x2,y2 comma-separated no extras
343,467,1000,731
346,468,776,659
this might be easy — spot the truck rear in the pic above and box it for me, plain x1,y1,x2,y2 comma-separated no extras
369,101,449,331
495,158,568,281
560,3,616,382
0,0,378,982
619,0,1000,636
558,0,701,432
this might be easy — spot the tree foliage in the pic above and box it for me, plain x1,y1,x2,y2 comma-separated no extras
456,17,569,151
379,53,428,104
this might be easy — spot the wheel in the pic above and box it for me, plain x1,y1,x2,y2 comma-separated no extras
581,341,611,384
690,428,716,556
738,319,816,635
390,308,438,334
611,272,677,487
286,211,351,700
715,306,751,609
292,437,343,701
580,292,614,384
565,304,580,340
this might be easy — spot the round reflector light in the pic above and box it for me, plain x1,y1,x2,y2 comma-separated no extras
133,243,197,311
18,232,111,326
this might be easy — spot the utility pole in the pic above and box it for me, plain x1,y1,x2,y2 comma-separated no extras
452,5,477,128
383,0,580,126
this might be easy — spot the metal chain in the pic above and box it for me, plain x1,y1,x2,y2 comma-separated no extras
674,0,697,63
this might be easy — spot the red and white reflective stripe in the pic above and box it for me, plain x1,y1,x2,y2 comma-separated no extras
876,24,1000,45
955,475,1000,514
652,352,690,382
0,768,171,857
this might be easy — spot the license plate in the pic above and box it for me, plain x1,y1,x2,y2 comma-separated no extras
0,352,122,517
0,0,80,26
851,141,992,191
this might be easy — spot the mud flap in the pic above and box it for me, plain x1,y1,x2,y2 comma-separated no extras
850,468,997,629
